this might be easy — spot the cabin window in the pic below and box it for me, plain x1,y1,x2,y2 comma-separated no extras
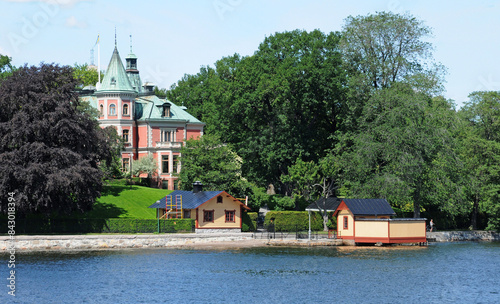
162,155,169,174
217,196,223,204
122,158,129,172
225,210,235,222
123,104,129,116
183,210,191,219
109,104,116,116
203,210,214,222
122,130,129,142
343,216,348,230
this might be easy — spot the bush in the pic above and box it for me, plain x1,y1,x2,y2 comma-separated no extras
264,211,335,231
242,212,258,232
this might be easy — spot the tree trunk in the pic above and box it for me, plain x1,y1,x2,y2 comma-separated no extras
323,213,329,232
471,195,479,230
413,200,420,218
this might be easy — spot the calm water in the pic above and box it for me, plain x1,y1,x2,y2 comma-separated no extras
1,242,499,304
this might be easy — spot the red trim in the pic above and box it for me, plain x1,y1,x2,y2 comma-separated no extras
343,216,348,230
240,206,243,228
225,209,236,223
333,201,349,217
196,227,241,230
203,209,214,222
197,191,251,210
354,236,427,244
195,208,199,228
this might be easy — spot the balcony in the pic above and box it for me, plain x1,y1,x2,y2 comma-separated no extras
155,141,183,149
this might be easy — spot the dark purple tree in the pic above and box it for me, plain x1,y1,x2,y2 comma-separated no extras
0,64,112,216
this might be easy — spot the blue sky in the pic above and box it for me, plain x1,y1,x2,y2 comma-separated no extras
1,0,500,108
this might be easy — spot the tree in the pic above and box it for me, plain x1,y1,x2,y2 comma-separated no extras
459,91,500,230
178,134,249,197
336,83,461,218
0,64,113,216
72,63,102,88
340,11,435,90
281,154,338,231
131,154,158,185
0,54,15,82
168,30,346,188
100,126,125,180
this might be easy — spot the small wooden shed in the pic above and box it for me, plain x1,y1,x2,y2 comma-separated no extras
333,198,427,244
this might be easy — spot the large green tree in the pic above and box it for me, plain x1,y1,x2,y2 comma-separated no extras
73,63,102,88
459,91,500,230
178,134,250,198
0,54,15,82
0,64,113,216
168,30,346,188
336,84,462,218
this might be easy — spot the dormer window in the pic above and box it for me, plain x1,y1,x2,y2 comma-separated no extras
110,77,116,86
162,104,171,117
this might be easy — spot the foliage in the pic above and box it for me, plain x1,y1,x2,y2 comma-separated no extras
0,54,15,82
73,63,102,88
0,64,113,216
131,154,158,180
264,211,333,231
178,134,250,197
336,83,462,218
340,11,436,90
241,211,258,232
168,29,346,187
100,127,125,180
458,91,500,230
154,86,168,98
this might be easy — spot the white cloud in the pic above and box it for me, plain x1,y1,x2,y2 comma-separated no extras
65,15,87,28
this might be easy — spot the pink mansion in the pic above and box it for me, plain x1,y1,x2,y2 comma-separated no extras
80,43,204,190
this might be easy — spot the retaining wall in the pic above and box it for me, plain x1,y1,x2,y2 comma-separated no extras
0,233,254,252
427,231,500,242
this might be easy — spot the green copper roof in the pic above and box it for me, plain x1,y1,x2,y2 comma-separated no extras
135,95,204,124
97,46,136,93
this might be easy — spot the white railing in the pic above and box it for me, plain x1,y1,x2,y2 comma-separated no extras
155,141,182,149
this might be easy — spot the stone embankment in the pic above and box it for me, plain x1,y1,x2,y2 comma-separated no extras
0,233,257,251
427,231,500,242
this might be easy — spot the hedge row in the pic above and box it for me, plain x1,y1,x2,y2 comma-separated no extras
242,212,258,232
264,211,336,232
1,218,195,234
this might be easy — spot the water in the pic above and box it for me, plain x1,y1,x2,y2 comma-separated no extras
1,242,499,303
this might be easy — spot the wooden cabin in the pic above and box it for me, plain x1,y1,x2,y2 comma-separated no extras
307,198,427,244
334,199,427,244
148,182,250,233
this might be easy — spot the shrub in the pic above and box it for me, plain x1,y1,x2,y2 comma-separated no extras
264,211,335,231
242,212,258,232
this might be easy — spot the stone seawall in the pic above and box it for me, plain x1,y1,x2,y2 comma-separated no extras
0,233,255,252
427,231,500,242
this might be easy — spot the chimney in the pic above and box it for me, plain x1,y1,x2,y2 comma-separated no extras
193,181,203,193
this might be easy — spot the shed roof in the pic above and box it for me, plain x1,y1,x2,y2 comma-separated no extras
148,190,250,210
338,198,396,216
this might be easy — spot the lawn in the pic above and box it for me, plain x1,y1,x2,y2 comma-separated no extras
83,179,172,219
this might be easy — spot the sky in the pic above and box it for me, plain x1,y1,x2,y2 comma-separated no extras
1,0,500,108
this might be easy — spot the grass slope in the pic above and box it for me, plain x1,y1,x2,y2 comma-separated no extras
85,179,172,219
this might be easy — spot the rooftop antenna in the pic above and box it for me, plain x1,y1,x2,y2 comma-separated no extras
114,27,117,47
130,34,133,53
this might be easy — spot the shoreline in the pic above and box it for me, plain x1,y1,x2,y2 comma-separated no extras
1,231,499,252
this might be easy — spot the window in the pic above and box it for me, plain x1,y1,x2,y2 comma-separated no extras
217,196,223,204
109,104,116,116
122,130,129,142
183,210,191,219
110,77,116,86
161,129,175,142
225,210,235,223
162,104,171,117
123,104,129,116
343,216,348,230
173,155,179,173
162,155,169,174
99,104,103,117
203,210,214,222
122,158,130,172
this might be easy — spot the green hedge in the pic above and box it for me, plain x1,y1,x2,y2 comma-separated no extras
264,211,335,232
242,212,258,232
1,218,195,234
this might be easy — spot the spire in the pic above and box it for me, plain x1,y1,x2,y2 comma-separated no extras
96,37,135,93
114,27,117,47
130,34,133,53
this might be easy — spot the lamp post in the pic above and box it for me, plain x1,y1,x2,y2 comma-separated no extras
156,200,160,233
308,210,311,240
